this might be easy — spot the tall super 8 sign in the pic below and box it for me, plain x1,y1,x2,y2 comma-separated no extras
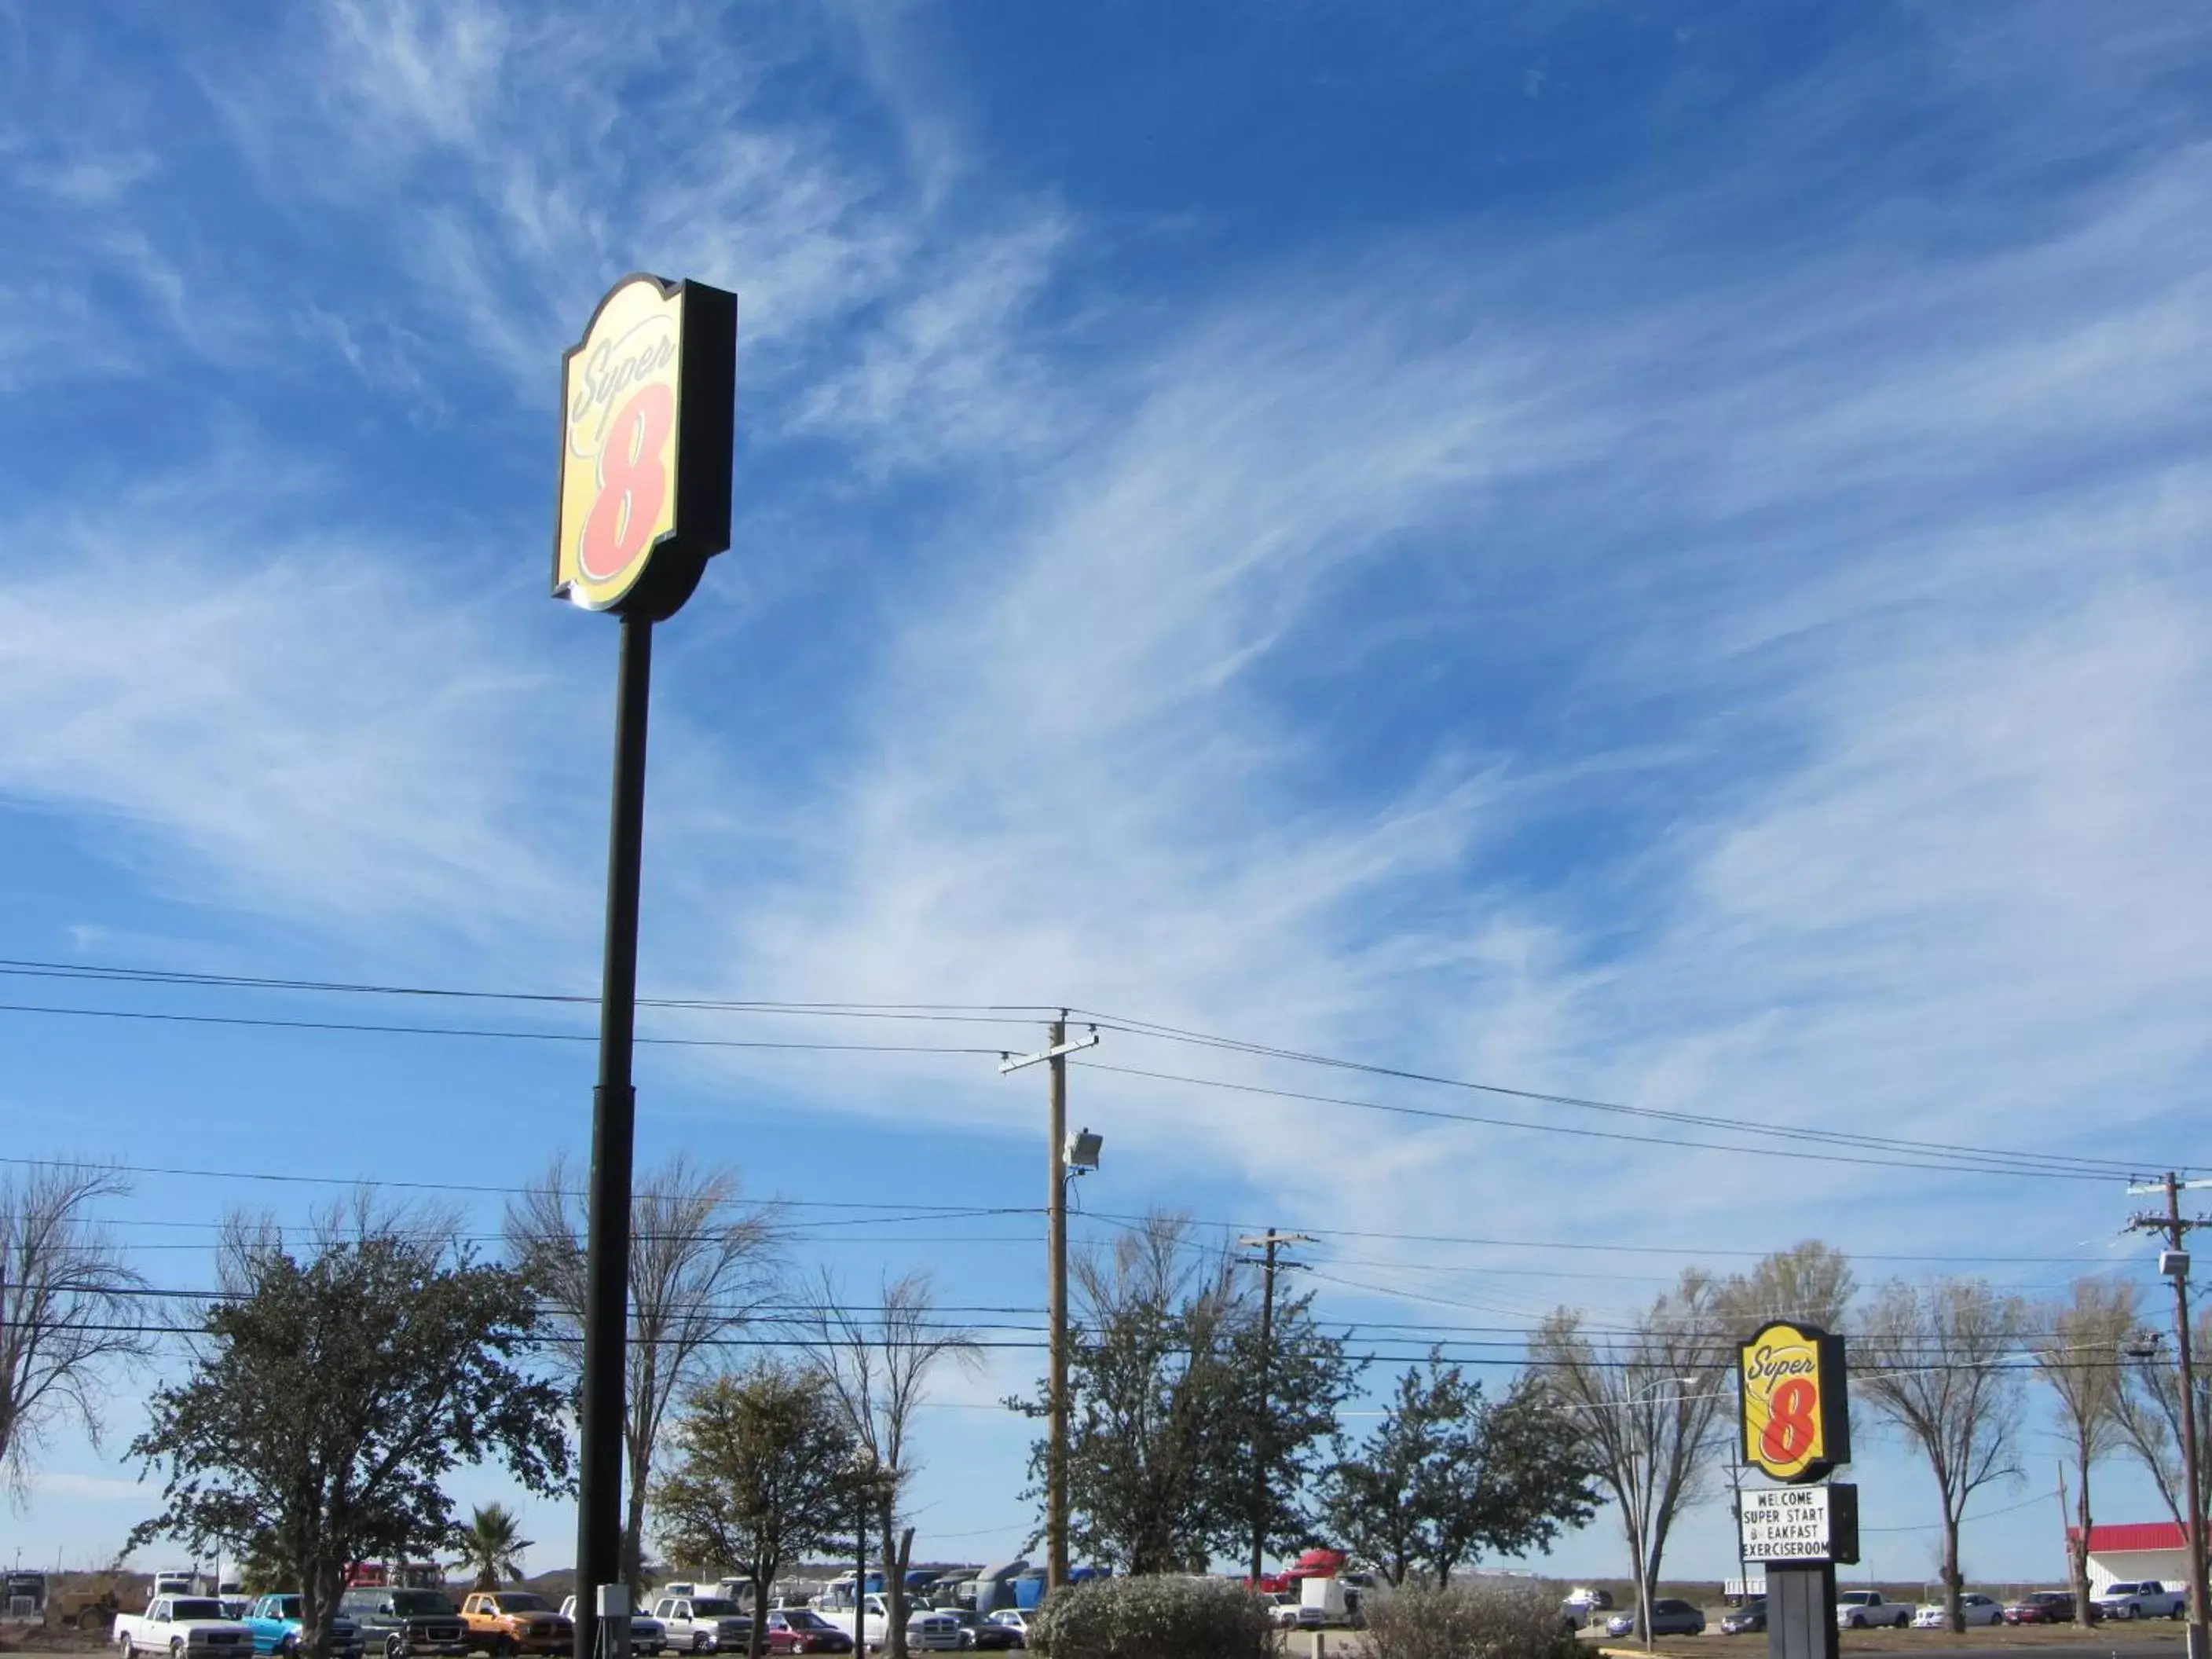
1740,1320,1851,1483
554,274,737,619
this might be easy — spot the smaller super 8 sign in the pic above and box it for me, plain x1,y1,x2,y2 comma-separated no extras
1740,1484,1860,1565
554,273,736,621
1740,1320,1850,1483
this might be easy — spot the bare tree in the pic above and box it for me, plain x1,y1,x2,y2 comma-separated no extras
0,1162,149,1500
1715,1240,1856,1333
2031,1278,2135,1624
1855,1279,2027,1633
505,1154,781,1588
1530,1269,1730,1647
2110,1307,2212,1533
798,1269,981,1659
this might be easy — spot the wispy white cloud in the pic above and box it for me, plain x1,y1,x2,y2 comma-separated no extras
0,495,595,949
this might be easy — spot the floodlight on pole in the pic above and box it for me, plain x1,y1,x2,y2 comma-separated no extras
1065,1127,1104,1171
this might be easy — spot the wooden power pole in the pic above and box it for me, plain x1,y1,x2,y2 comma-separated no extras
2130,1174,2212,1659
999,1017,1101,1596
1239,1229,1313,1585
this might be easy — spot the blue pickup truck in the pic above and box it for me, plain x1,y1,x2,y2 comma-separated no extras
243,1595,366,1659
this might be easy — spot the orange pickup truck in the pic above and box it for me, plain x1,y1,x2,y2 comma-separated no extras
454,1593,574,1657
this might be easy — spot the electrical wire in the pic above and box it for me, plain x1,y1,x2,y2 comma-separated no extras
1071,1058,2122,1182
2,953,2173,1181
0,1001,1005,1054
0,959,1053,1022
1071,1008,2162,1178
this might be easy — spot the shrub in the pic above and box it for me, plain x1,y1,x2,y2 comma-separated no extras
1359,1579,1581,1659
1029,1574,1280,1659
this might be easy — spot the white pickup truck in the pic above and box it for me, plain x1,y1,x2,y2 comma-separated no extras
115,1597,255,1659
2097,1581,2188,1621
811,1596,961,1652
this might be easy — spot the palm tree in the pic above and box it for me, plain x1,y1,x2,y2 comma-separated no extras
453,1503,533,1590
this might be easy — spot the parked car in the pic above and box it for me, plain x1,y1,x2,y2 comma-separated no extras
243,1595,364,1659
1720,1600,1766,1635
762,1610,855,1654
337,1588,472,1659
1910,1594,2001,1630
1271,1595,1326,1632
2004,1592,2082,1625
115,1598,255,1659
559,1598,666,1655
455,1593,573,1657
986,1611,1030,1644
1606,1601,1706,1639
2097,1581,2188,1621
937,1613,1018,1651
648,1598,753,1653
1836,1591,1911,1630
811,1595,961,1652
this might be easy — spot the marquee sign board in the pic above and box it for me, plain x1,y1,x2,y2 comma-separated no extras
553,273,737,620
1740,1483,1860,1566
1740,1320,1851,1483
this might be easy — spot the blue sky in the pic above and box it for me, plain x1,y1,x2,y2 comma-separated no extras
5,0,2212,1591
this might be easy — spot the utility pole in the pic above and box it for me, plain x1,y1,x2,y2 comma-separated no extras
998,1019,1101,1596
2130,1173,2212,1659
1047,1016,1068,1595
1237,1229,1313,1586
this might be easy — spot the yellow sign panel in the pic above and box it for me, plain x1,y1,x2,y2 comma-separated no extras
556,276,690,611
1740,1320,1847,1482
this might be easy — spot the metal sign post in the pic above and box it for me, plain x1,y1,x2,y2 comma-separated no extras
1738,1323,1855,1659
553,273,736,1659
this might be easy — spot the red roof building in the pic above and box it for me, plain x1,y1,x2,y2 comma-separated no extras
2065,1522,2196,1595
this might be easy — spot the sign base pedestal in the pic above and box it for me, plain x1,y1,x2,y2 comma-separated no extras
1767,1563,1838,1659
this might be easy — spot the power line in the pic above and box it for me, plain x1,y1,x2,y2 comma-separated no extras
8,1157,2141,1277
2,954,2163,1181
1072,1058,2122,1181
1073,1008,2158,1177
0,1000,1006,1054
0,959,1051,1022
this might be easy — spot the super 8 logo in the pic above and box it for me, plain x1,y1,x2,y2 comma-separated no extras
1740,1320,1848,1482
556,278,687,610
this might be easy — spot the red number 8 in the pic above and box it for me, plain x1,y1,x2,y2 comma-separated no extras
579,383,676,584
1760,1377,1819,1463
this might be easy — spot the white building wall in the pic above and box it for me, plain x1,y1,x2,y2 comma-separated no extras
2085,1547,2191,1596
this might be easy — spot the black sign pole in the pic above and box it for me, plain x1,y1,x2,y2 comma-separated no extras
576,611,654,1659
1767,1565,1838,1659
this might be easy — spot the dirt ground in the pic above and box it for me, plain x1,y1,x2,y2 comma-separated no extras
0,1628,111,1654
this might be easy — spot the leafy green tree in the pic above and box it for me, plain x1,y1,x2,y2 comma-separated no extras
127,1204,569,1658
1321,1353,1596,1588
651,1364,858,1659
452,1503,533,1591
1014,1211,1356,1574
